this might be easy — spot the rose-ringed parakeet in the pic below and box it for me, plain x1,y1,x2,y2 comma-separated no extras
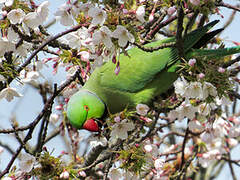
67,20,240,132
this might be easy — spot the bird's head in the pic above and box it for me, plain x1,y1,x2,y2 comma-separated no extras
67,90,105,132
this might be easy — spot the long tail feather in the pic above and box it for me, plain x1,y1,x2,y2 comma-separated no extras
183,20,219,52
187,46,240,59
192,28,224,49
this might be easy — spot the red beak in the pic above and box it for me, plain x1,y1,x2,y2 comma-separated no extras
82,118,99,132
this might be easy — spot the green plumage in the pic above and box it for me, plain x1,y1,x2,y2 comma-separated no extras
67,20,240,130
83,20,240,113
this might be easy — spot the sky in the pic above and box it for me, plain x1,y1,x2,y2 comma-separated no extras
0,0,240,179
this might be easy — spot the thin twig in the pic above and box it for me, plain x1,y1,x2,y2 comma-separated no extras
0,70,80,178
217,2,240,12
180,126,189,170
3,24,85,91
133,42,176,52
175,3,185,58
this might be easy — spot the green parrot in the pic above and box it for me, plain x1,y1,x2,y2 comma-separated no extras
67,20,240,132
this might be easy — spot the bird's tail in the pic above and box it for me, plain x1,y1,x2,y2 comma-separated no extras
187,46,240,59
183,20,220,52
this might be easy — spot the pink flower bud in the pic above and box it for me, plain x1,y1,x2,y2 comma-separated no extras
154,158,164,170
140,116,153,123
122,9,128,14
188,58,196,67
1,10,7,17
190,0,200,6
81,68,86,80
149,12,154,21
114,116,121,123
218,67,225,73
79,51,90,62
60,170,69,179
78,171,86,177
167,6,176,15
144,144,152,152
55,104,64,110
198,73,205,79
112,55,117,64
86,61,91,73
114,61,120,75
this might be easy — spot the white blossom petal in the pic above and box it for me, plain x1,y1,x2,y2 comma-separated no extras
7,9,25,24
19,153,36,173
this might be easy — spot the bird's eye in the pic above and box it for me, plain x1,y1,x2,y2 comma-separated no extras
84,105,90,111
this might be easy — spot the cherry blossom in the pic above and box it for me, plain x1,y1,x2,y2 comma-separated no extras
0,1,239,179
154,158,164,170
0,74,5,81
144,144,153,153
21,70,40,84
228,126,240,138
200,131,215,144
136,5,145,23
144,140,158,157
227,138,238,147
7,27,20,43
215,95,232,106
190,0,200,6
136,104,150,116
15,41,32,57
0,87,22,102
19,153,36,173
79,2,94,17
49,113,60,124
202,82,217,99
169,100,198,121
188,119,204,133
110,120,135,141
218,67,225,73
184,82,203,99
23,1,49,29
0,37,15,56
173,77,189,96
78,171,86,177
114,115,121,123
188,58,196,66
37,1,50,23
198,103,211,116
88,7,107,26
109,168,122,180
167,6,176,15
0,0,13,7
60,170,69,179
198,73,205,79
213,116,229,137
55,3,74,26
112,25,135,47
23,12,40,29
199,146,223,168
92,26,113,49
7,9,25,24
67,27,92,50
79,51,90,61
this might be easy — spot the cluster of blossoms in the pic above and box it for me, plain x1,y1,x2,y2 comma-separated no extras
166,56,240,168
0,0,239,179
0,1,50,101
0,0,214,101
99,53,240,178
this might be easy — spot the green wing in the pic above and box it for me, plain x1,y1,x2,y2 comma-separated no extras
96,20,219,93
